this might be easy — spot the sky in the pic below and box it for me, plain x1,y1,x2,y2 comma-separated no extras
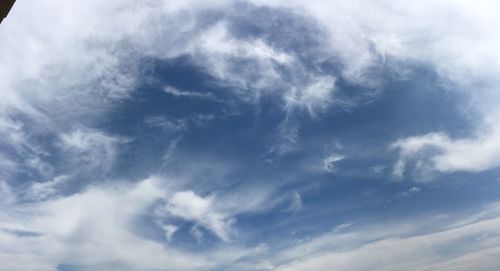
1,0,500,270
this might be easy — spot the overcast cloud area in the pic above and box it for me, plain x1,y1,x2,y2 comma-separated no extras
1,1,500,270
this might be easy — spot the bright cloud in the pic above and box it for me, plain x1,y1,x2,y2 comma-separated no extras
391,121,500,178
0,177,258,271
164,190,234,241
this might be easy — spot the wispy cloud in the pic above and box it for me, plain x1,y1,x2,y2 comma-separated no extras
323,153,345,173
162,190,235,241
164,86,219,101
273,203,500,271
59,128,127,175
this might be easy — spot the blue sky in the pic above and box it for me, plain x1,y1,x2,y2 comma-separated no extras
1,1,500,270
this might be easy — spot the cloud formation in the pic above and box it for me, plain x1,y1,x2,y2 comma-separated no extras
1,0,500,270
0,177,261,271
273,203,500,271
164,190,234,241
391,120,500,179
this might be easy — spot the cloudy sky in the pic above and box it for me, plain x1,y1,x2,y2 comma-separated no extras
1,1,500,270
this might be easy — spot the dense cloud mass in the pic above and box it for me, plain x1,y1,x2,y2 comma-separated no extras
1,0,500,270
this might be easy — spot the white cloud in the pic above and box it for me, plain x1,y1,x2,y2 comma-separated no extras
284,76,337,116
250,0,500,88
164,86,219,100
196,22,292,65
284,192,303,213
161,224,179,242
59,129,126,174
323,153,345,173
188,21,302,106
391,120,500,178
164,190,234,241
0,177,259,271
